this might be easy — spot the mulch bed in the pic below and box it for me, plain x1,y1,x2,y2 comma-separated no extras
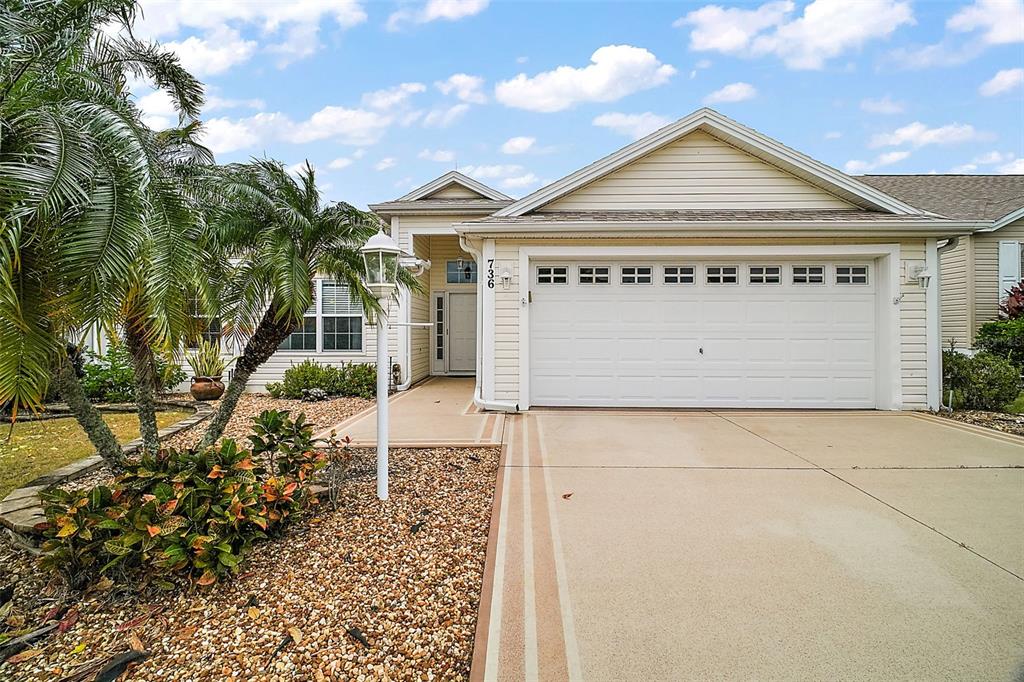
0,446,500,681
934,409,1024,437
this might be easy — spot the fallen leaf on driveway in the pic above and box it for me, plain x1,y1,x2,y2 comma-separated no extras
6,648,42,663
561,492,573,500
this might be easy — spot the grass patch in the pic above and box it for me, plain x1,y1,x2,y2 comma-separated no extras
0,411,190,499
1005,393,1024,414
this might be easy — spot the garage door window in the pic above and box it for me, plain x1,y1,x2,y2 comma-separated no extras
749,266,781,284
836,265,869,285
663,266,695,284
578,266,610,284
537,266,568,284
621,266,653,284
706,266,738,284
793,266,825,284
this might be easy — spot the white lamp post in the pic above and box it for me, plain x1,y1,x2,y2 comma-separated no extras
360,229,401,500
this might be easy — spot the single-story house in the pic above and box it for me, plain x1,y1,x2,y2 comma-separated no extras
857,175,1024,350
369,108,981,412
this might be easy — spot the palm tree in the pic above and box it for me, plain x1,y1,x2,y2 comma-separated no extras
198,160,419,446
0,0,208,463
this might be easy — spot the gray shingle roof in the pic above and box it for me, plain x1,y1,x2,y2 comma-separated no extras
857,175,1024,220
465,209,943,224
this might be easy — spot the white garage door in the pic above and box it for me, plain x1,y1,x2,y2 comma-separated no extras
529,261,878,408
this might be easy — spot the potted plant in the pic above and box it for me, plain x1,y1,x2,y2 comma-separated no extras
187,338,234,401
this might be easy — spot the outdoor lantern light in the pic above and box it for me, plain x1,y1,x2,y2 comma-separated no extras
360,229,401,300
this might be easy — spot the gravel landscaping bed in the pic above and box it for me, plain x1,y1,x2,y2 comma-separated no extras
0,445,500,681
935,409,1024,436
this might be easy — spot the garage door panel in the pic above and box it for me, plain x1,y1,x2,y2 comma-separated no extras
529,260,877,408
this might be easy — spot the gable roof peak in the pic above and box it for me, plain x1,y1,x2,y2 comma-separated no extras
398,170,511,202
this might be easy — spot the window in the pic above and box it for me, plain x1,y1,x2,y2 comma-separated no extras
578,266,610,284
749,266,781,284
185,298,221,348
537,266,568,284
279,314,317,351
792,265,825,284
621,266,653,284
663,266,695,284
446,259,477,284
321,281,362,351
836,265,869,285
706,266,738,284
435,295,444,361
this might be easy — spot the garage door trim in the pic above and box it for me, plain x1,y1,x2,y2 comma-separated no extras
515,244,903,411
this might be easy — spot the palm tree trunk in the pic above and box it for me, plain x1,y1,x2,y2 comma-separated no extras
124,321,160,453
54,358,124,467
199,305,295,447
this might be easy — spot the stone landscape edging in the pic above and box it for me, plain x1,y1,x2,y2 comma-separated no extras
0,400,214,545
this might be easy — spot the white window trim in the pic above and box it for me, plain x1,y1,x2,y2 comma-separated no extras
277,278,365,354
516,245,903,412
792,265,826,285
663,265,696,284
578,265,611,285
620,265,654,285
836,264,870,285
705,265,739,285
748,265,782,285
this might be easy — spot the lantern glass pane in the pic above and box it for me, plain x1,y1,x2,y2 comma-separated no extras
364,252,383,284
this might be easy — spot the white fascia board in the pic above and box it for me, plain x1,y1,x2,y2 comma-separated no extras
453,220,977,237
397,170,511,202
494,108,922,217
977,207,1024,232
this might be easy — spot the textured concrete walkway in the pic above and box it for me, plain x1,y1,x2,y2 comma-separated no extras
317,377,504,448
473,410,1024,681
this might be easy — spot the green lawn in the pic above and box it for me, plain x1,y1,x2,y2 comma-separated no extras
1005,393,1024,414
0,411,189,499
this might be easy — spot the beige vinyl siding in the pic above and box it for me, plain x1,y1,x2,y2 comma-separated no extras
973,218,1024,337
939,236,972,350
427,235,475,297
490,236,930,410
544,131,855,211
428,185,483,199
409,235,431,383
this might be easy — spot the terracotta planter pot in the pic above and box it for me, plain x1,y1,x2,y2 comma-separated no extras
190,376,224,401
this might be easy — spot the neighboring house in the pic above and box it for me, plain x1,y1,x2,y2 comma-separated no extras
857,175,1024,350
372,108,977,412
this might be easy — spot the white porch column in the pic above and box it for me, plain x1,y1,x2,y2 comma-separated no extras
481,238,496,402
926,237,941,411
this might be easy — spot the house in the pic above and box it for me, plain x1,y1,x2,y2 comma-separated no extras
857,175,1024,350
371,108,977,412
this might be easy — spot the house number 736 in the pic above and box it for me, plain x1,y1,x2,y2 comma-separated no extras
487,259,495,289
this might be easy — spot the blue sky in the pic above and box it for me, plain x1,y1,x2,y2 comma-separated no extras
131,0,1024,208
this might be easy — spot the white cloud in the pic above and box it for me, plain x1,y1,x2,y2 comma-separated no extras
703,81,757,104
677,0,915,70
502,173,540,189
869,121,988,148
495,45,676,112
205,95,265,113
974,150,1012,164
352,149,366,159
997,158,1024,174
362,82,427,110
422,103,470,128
461,164,524,179
418,148,456,162
162,26,256,77
375,157,397,171
137,89,177,129
979,68,1024,96
501,136,536,154
824,131,843,139
387,0,489,31
843,150,911,173
133,0,367,68
286,161,315,177
860,95,904,114
689,58,713,78
592,112,672,140
947,0,1024,45
435,74,488,103
328,157,354,170
198,106,391,156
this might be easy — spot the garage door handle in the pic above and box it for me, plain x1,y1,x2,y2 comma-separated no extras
699,347,703,355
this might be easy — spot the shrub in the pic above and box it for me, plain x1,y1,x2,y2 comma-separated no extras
186,338,234,378
265,382,284,398
39,410,323,587
278,360,377,399
79,345,187,402
975,318,1024,368
1000,281,1024,319
943,350,1020,411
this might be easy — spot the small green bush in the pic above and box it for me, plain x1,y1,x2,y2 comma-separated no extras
79,345,187,402
40,410,324,587
265,382,284,398
277,360,376,399
975,318,1024,368
943,350,1020,411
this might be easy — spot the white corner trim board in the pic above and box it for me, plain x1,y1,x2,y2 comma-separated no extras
515,243,904,411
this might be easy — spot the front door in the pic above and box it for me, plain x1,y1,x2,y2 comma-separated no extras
447,292,477,373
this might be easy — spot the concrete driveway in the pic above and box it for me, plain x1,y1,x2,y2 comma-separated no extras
473,410,1024,681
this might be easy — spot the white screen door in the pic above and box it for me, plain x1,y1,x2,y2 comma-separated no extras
447,292,477,373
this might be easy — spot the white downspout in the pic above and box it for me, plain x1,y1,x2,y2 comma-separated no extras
936,236,960,412
460,234,519,412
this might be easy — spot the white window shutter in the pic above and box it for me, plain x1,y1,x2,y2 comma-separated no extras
998,240,1021,298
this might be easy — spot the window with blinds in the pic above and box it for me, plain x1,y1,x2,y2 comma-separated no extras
321,281,363,351
278,298,318,351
